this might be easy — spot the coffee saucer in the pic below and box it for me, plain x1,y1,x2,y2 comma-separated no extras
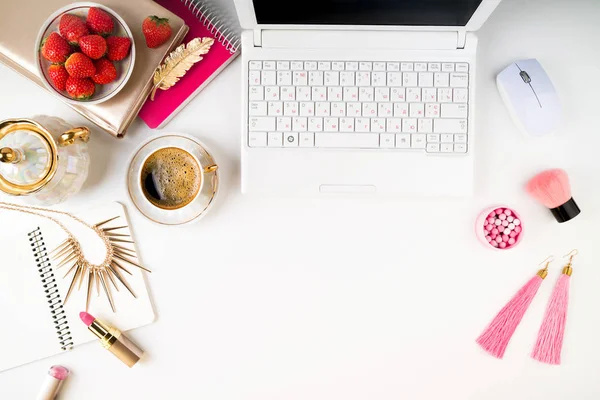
126,133,219,225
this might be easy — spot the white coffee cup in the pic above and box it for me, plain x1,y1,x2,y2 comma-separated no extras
126,133,219,225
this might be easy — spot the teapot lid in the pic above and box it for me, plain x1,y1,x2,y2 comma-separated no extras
0,119,58,195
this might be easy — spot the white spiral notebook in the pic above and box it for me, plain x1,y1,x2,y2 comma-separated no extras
0,202,155,372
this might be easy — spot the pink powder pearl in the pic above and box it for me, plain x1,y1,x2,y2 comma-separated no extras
488,211,496,218
491,228,499,235
496,237,503,244
502,234,509,242
508,238,516,245
491,241,498,247
487,217,495,224
502,220,509,227
491,233,497,239
503,228,511,235
486,224,494,231
498,213,507,220
504,209,512,216
486,235,492,242
514,219,521,226
495,219,502,226
499,242,507,249
494,208,504,215
509,231,517,238
507,216,514,222
508,223,515,230
515,226,522,233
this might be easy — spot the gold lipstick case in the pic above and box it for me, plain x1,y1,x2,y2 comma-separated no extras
88,319,144,367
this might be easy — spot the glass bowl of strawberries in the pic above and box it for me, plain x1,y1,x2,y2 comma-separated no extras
35,2,135,104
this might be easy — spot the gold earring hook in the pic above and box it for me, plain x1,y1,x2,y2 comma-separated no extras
562,250,578,275
537,256,554,278
539,256,554,268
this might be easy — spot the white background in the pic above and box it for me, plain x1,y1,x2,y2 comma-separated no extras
1,0,600,398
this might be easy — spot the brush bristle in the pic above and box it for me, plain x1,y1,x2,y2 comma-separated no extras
531,274,570,365
526,169,572,209
477,275,543,359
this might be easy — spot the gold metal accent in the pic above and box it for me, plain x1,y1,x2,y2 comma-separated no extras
0,202,148,311
562,249,578,276
99,271,115,312
112,260,132,276
87,318,143,367
108,264,137,298
57,127,90,147
103,225,127,232
86,270,93,312
204,164,218,174
150,37,215,100
94,216,120,228
114,253,151,272
63,263,81,305
537,256,554,279
0,147,20,163
0,119,58,195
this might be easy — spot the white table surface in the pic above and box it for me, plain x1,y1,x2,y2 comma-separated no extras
2,0,600,398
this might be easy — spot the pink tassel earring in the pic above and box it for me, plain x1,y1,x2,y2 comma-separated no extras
532,249,577,365
477,256,553,359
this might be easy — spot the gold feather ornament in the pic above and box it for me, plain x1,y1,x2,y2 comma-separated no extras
150,37,215,100
0,202,150,313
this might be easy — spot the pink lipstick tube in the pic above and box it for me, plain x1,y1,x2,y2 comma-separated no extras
36,365,69,400
80,312,144,367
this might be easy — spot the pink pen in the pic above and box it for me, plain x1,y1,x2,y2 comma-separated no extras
36,365,69,400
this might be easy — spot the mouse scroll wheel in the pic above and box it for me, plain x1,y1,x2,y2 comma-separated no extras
520,71,531,83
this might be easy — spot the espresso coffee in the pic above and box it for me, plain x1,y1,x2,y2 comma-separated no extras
140,147,202,210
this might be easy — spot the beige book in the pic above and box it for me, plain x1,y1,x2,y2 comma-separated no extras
0,0,189,138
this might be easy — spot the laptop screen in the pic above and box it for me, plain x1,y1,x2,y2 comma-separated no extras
253,0,483,26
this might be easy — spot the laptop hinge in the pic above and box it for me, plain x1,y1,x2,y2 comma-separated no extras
457,30,466,49
254,29,262,47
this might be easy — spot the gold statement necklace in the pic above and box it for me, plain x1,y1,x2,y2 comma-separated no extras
0,202,150,312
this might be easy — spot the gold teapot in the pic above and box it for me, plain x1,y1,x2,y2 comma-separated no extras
0,116,91,205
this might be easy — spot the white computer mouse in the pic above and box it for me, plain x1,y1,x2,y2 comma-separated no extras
496,59,562,137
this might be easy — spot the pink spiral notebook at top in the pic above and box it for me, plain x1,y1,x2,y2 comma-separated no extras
139,0,241,129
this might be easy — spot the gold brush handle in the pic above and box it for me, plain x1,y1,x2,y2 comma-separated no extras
58,127,90,147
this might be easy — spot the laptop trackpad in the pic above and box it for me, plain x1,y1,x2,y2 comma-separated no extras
319,184,377,194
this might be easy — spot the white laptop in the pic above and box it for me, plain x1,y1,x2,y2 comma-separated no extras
234,0,501,196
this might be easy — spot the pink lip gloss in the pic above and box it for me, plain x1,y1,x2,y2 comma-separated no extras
36,365,69,400
476,206,523,250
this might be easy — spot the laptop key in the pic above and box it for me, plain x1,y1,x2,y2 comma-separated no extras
250,117,276,131
315,133,379,148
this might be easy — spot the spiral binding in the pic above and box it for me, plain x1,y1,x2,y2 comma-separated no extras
28,228,73,351
182,0,242,54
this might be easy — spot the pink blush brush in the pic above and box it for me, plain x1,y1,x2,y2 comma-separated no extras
526,169,580,223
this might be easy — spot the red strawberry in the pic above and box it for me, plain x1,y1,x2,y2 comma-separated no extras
65,76,95,100
59,14,89,45
92,58,117,84
48,64,69,91
65,52,96,78
86,7,114,36
105,36,131,61
79,35,107,59
41,32,72,64
142,16,171,48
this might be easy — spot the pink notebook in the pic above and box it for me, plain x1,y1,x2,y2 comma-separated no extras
139,0,240,128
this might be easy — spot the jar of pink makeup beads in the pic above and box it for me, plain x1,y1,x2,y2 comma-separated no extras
475,206,523,250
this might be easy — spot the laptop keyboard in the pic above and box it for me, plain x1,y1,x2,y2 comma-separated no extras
247,61,469,153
